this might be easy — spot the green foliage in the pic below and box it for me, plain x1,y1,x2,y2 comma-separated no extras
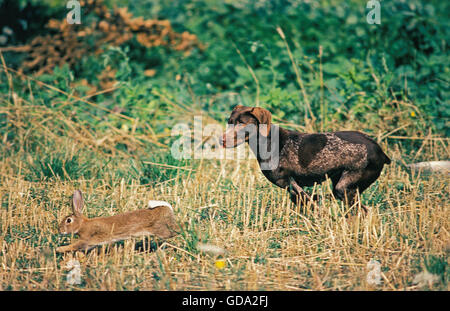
0,0,62,48
137,154,192,185
128,0,447,134
3,0,448,133
26,149,89,181
38,64,75,93
424,255,448,285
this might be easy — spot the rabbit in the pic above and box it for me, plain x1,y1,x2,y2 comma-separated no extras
56,190,179,253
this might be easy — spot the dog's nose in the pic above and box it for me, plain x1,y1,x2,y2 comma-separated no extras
220,134,226,147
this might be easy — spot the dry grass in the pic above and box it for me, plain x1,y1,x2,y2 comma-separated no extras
1,149,448,290
0,54,448,291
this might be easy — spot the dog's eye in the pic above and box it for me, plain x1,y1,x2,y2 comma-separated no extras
66,218,72,224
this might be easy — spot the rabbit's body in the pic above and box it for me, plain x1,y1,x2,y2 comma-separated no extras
71,208,176,244
57,191,178,253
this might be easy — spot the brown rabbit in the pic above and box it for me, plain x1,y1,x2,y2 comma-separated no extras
56,190,179,253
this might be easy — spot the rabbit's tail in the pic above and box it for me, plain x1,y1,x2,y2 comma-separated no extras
148,200,173,211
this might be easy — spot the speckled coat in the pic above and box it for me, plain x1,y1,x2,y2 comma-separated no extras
251,126,391,208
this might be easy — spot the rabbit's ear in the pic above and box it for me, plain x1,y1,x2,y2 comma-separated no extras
72,190,84,216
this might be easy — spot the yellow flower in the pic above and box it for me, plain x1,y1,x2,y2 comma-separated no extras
215,259,226,270
410,111,416,117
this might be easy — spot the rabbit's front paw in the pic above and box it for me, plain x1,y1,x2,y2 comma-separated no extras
56,245,71,253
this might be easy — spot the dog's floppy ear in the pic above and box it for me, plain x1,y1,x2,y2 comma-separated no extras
228,105,252,124
231,105,247,113
250,107,272,137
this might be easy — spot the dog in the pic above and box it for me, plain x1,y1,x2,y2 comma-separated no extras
221,105,391,213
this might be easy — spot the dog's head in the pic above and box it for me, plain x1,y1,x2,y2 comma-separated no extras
221,105,272,148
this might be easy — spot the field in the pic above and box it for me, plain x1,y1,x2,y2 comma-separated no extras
0,139,449,290
0,81,448,290
0,0,449,290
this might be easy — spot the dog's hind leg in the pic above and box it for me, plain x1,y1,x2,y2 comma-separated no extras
333,170,368,214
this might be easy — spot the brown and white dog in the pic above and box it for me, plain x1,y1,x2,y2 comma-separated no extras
221,105,391,212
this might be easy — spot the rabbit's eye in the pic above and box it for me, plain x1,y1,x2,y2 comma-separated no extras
66,218,72,224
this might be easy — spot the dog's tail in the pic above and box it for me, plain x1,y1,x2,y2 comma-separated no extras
382,151,391,165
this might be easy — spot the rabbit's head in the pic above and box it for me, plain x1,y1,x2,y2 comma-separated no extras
59,190,85,235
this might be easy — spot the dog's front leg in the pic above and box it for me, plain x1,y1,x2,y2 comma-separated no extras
288,177,311,204
288,177,320,212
